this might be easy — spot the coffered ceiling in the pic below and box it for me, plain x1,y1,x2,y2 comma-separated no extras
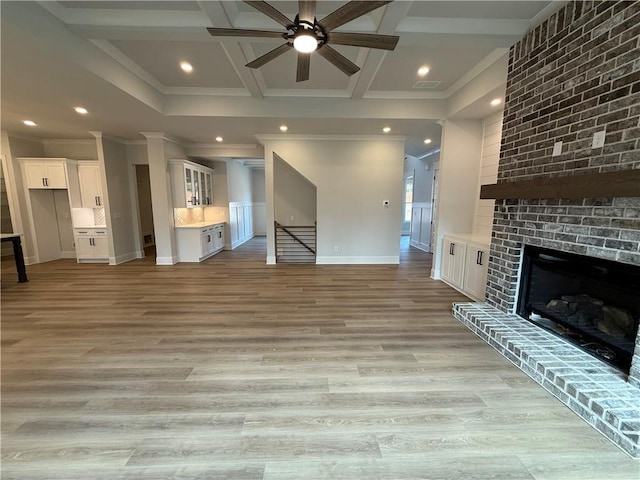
1,1,560,158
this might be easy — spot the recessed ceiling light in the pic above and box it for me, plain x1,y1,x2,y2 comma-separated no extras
382,127,391,133
215,136,223,142
417,66,430,76
424,138,432,144
74,106,88,115
23,120,36,127
180,61,193,73
491,98,502,106
279,125,288,132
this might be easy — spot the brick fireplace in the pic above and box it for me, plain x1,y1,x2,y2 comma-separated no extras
453,0,639,458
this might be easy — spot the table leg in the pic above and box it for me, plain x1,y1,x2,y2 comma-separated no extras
11,237,28,283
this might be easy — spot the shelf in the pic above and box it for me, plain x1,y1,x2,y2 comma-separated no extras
480,169,640,200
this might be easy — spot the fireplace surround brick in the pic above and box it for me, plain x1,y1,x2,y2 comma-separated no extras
453,0,640,457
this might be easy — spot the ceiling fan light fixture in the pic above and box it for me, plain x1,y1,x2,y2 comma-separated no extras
293,32,318,53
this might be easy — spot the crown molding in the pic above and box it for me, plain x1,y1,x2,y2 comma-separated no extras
363,90,448,100
255,134,407,142
163,87,251,96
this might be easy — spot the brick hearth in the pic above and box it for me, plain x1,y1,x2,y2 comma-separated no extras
453,303,640,458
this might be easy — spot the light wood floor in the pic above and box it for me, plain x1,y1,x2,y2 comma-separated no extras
2,237,638,479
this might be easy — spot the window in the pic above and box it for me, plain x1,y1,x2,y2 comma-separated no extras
404,176,413,222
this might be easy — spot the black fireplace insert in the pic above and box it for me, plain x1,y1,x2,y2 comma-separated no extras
517,245,640,373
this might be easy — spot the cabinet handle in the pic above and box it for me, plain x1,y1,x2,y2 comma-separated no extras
42,177,47,187
449,243,454,255
477,250,483,265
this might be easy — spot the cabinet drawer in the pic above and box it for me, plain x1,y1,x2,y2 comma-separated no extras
75,229,107,237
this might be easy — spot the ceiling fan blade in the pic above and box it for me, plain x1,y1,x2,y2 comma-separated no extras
316,45,360,76
246,43,292,68
319,1,392,32
328,32,399,51
244,1,293,28
207,27,285,39
298,0,316,23
296,53,311,82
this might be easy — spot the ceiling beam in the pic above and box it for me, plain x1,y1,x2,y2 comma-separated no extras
197,1,264,99
350,1,413,100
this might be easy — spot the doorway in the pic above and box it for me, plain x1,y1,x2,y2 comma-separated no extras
134,165,155,256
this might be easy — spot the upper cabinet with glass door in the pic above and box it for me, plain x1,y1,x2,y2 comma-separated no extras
169,159,214,208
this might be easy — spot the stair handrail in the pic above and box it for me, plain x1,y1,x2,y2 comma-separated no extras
275,221,316,255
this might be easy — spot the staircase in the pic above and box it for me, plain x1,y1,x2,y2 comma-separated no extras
275,222,316,263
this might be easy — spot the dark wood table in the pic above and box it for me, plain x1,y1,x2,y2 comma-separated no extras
1,234,28,283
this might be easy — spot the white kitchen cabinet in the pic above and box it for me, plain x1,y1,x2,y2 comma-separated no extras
22,161,67,189
440,233,490,301
441,235,466,290
213,224,225,252
74,228,109,262
175,222,224,262
78,163,104,208
169,160,214,208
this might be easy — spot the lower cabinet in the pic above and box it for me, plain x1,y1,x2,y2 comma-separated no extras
74,228,109,263
441,234,490,301
441,237,466,289
175,223,225,262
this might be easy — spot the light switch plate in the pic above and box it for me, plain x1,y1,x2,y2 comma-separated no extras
592,130,606,149
552,141,563,157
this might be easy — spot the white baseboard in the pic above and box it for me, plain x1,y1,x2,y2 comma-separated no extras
109,252,137,265
156,256,178,266
61,251,76,259
431,267,441,279
266,255,276,265
411,242,431,253
316,256,399,265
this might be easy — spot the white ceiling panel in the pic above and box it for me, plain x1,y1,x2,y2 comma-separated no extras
58,1,202,11
408,1,552,20
110,39,244,88
370,45,495,92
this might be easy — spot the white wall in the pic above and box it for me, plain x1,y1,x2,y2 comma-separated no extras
274,154,316,226
1,132,44,261
100,136,137,264
126,143,149,165
43,139,98,160
431,120,483,278
251,169,266,235
473,112,503,238
260,136,405,264
227,160,253,203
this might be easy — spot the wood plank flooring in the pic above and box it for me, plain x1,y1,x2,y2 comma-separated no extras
2,237,639,479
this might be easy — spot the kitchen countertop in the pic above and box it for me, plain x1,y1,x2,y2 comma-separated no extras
175,221,225,229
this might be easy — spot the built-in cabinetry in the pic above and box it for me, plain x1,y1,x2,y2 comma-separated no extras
175,222,225,262
441,233,490,301
77,162,104,208
169,159,213,208
74,228,109,262
22,161,67,189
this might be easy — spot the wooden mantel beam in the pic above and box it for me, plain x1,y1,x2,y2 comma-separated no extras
480,170,640,200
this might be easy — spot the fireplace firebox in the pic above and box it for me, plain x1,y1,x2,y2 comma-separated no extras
517,245,640,373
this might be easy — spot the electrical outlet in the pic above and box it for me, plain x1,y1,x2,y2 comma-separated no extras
333,246,339,253
552,141,563,157
592,130,606,149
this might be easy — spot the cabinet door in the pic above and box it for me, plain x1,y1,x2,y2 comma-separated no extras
185,168,194,207
193,170,200,205
93,237,109,258
45,163,67,188
78,164,103,207
205,173,213,205
23,163,48,188
214,226,224,251
464,246,489,300
442,238,465,289
75,237,94,258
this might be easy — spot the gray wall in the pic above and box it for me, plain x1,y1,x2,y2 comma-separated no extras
274,154,316,226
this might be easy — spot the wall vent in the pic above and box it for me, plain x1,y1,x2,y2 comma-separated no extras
412,80,441,89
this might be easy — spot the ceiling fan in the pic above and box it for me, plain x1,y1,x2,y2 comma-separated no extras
207,1,399,82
